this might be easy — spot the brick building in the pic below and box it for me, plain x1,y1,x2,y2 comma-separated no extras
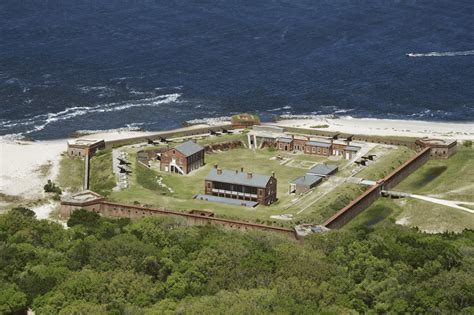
204,167,277,206
67,139,105,157
160,140,205,174
415,138,457,159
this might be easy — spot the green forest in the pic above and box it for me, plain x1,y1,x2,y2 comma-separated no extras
1,208,473,314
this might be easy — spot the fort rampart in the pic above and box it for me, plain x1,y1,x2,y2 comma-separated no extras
323,147,432,229
103,124,232,149
60,200,297,239
281,126,418,149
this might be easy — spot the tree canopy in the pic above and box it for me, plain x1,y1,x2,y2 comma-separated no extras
0,208,472,314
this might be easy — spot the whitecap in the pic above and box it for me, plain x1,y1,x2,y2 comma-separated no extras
407,50,474,57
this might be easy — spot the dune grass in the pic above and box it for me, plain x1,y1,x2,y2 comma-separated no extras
56,153,84,192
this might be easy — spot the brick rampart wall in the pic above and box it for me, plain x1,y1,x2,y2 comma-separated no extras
323,147,432,229
323,184,383,229
60,200,296,239
382,147,431,190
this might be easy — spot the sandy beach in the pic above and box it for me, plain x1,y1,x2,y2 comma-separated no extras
270,117,474,141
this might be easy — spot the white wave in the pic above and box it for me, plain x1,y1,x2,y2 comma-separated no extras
73,123,145,135
407,50,474,57
185,116,231,126
1,93,181,137
0,132,26,142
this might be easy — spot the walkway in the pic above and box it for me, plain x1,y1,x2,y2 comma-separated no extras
383,190,474,214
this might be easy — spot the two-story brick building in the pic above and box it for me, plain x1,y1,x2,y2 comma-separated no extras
160,140,205,174
204,167,277,206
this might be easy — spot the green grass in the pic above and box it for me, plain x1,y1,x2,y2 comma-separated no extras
89,150,116,196
395,146,474,201
345,198,401,230
108,147,362,226
297,183,366,224
56,153,84,192
357,146,415,181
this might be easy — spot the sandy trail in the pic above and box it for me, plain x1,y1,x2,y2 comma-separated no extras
410,194,474,213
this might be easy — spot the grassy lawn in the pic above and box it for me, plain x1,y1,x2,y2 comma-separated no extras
56,153,84,192
356,146,415,180
89,150,116,196
107,146,361,226
395,146,474,202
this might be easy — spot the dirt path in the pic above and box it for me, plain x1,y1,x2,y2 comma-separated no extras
410,194,474,214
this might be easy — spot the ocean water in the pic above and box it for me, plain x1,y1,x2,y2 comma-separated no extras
0,0,473,140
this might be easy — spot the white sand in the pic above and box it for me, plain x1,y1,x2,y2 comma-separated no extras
270,117,474,141
0,140,65,199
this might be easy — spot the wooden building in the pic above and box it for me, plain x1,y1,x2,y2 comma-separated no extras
204,167,277,206
160,140,205,174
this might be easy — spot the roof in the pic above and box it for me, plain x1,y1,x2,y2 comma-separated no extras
277,137,293,143
67,139,104,147
345,145,361,152
291,175,322,186
205,169,272,188
174,141,204,157
307,164,338,176
305,141,332,148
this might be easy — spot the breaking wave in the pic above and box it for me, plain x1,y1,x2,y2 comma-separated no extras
0,93,181,137
407,50,474,57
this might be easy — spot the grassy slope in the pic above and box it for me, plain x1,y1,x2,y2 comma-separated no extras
395,146,474,201
89,150,116,196
56,153,84,192
347,147,474,233
356,146,415,181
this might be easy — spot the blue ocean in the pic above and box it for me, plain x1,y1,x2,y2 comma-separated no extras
0,0,473,140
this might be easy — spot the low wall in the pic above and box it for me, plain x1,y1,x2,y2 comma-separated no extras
104,124,232,149
382,147,431,190
323,184,383,229
60,200,297,239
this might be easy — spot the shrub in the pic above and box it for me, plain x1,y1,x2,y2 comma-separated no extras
44,180,62,195
463,140,472,147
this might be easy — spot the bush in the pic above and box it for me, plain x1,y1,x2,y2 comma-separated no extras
44,180,62,195
463,140,472,147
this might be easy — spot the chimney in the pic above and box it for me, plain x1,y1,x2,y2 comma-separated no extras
306,136,311,141
272,171,275,178
247,172,252,179
214,164,218,169
241,167,244,172
217,168,222,175
291,134,295,140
